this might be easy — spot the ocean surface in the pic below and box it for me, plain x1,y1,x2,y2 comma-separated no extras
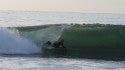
0,11,125,70
0,11,125,27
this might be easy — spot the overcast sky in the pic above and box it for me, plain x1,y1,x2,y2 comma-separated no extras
0,0,125,13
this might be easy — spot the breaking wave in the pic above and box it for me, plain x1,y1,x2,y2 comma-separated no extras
1,24,125,59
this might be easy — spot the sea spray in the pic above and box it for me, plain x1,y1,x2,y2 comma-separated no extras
0,28,41,54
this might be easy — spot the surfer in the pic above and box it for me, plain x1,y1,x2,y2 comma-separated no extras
46,39,66,49
46,41,52,45
46,39,67,54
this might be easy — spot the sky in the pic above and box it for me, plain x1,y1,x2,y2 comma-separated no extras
0,0,125,13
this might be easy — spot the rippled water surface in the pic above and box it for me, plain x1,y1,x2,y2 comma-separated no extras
0,56,125,70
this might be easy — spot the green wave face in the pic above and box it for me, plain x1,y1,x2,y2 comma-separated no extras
59,24,125,58
61,25,125,49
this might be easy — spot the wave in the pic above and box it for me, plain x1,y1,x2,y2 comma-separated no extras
1,24,125,59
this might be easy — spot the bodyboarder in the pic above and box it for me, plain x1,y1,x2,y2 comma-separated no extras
46,39,66,49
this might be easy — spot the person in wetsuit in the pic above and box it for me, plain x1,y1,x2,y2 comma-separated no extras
46,39,65,48
46,39,67,53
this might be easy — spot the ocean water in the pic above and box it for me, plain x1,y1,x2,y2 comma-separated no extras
0,11,125,70
0,56,125,70
0,11,125,27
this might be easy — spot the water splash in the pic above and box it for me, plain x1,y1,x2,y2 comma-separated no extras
0,28,41,54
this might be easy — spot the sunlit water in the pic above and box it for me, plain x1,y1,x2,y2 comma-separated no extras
0,11,125,70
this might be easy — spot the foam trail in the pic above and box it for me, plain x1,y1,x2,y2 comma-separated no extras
0,28,41,54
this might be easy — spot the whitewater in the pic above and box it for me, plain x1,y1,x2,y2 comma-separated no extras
0,11,125,70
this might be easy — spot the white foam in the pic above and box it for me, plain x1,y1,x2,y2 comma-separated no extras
0,28,41,54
